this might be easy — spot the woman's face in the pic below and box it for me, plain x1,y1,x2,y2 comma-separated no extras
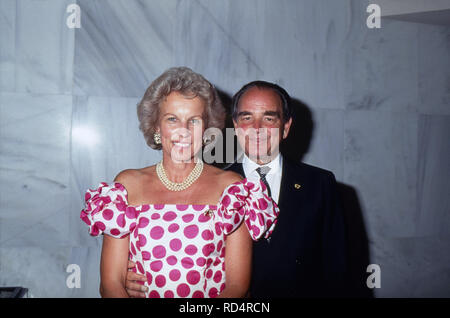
157,91,206,163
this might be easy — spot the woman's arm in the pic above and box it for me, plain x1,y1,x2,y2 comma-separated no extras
99,234,130,297
218,223,253,298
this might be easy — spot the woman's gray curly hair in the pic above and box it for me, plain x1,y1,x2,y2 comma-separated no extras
137,67,226,150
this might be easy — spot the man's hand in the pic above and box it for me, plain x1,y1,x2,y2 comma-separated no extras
125,260,148,298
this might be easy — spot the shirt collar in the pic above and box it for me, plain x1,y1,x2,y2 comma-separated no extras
242,153,282,176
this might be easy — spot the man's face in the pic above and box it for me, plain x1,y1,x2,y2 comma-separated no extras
233,87,292,164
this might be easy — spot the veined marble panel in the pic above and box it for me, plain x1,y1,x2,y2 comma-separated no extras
418,24,450,115
0,92,72,247
0,247,72,297
343,110,419,239
415,115,450,237
73,0,177,97
345,19,419,113
0,0,75,94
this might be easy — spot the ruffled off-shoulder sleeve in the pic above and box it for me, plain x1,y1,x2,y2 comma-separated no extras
80,182,138,238
216,179,279,240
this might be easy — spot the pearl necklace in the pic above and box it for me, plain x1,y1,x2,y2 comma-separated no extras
156,160,204,191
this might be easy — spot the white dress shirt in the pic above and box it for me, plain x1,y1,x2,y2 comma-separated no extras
242,153,283,204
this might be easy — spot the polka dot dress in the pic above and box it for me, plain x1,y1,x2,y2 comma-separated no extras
80,179,279,298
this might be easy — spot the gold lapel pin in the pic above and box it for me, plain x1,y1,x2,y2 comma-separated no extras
294,183,302,189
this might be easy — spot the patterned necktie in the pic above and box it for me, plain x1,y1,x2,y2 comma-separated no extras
256,166,272,197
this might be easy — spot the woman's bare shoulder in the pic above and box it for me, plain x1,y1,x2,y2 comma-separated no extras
114,166,156,189
204,164,243,185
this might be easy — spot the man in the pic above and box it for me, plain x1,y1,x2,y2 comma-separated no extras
125,81,347,297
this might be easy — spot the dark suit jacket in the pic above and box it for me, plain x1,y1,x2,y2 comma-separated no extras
226,157,347,297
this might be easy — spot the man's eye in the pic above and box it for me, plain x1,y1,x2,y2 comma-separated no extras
241,116,251,121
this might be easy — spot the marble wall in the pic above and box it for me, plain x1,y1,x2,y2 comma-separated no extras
0,0,449,297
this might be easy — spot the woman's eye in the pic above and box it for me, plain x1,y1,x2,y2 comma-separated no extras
167,117,176,122
190,118,200,124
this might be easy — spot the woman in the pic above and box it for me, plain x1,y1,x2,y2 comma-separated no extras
80,67,279,298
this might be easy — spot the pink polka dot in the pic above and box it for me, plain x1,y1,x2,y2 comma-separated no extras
224,223,234,234
184,244,198,255
182,214,194,222
216,240,223,252
140,205,150,212
125,206,137,219
146,272,152,285
208,287,218,298
213,270,223,283
258,214,265,226
201,229,214,241
181,257,194,269
184,224,199,239
155,275,166,288
149,290,160,298
116,214,125,227
169,269,181,281
220,283,226,293
151,213,160,220
206,269,213,279
202,243,215,257
163,211,176,221
94,221,105,232
228,185,241,195
142,251,151,261
198,213,210,222
150,226,164,240
192,291,204,298
176,205,188,211
154,204,165,210
138,217,149,228
221,195,231,208
196,257,206,266
168,223,179,233
186,270,201,285
85,192,91,201
130,242,136,255
110,228,120,236
102,209,114,220
213,258,221,266
234,213,241,225
137,234,147,248
215,222,222,236
233,201,242,209
167,255,177,265
251,225,260,237
136,261,144,273
258,198,268,210
177,283,190,297
150,260,163,272
192,205,205,211
170,238,182,251
164,291,174,298
152,245,166,259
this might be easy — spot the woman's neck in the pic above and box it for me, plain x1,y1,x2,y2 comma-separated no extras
161,156,199,183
